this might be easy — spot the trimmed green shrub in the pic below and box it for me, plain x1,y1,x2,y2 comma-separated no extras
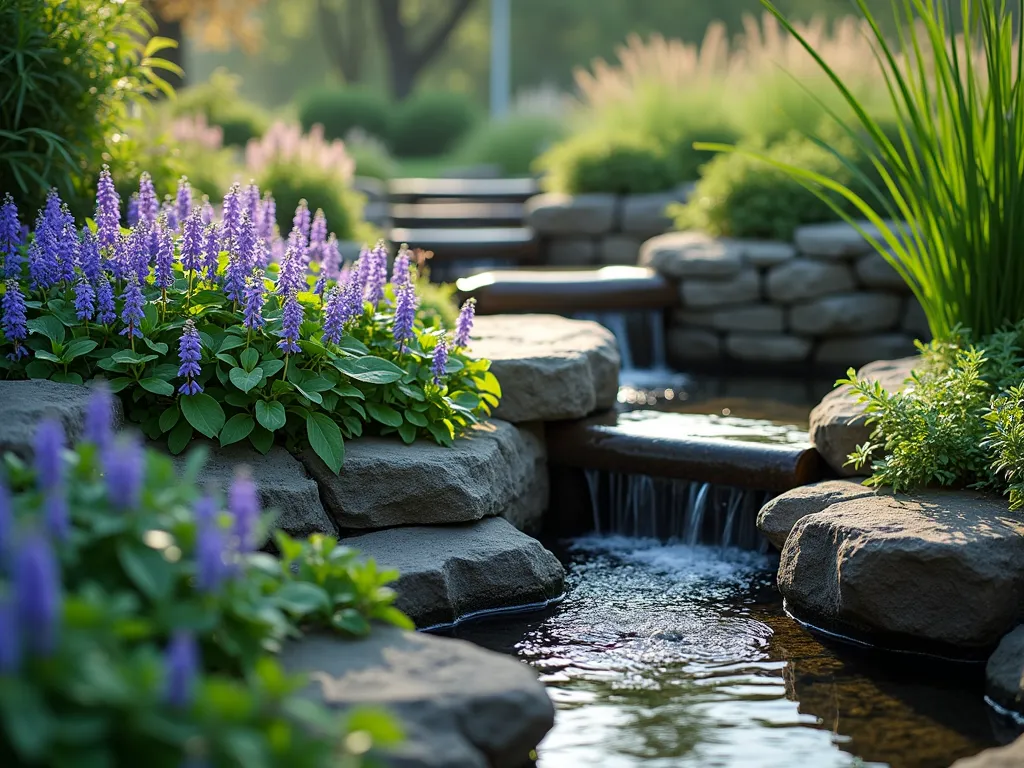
258,161,365,243
346,132,400,181
535,132,678,195
390,91,481,158
173,69,270,147
0,0,175,217
455,114,568,176
297,88,392,143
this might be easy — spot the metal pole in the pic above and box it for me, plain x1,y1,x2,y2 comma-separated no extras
490,0,511,117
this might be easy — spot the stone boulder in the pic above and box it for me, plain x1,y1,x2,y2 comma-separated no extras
680,269,760,309
951,738,1024,768
725,333,811,363
756,479,875,550
808,356,919,476
298,420,547,532
765,259,856,303
814,334,917,367
281,626,555,768
173,443,337,539
639,231,743,279
986,625,1024,714
778,490,1024,651
469,315,620,423
343,517,565,628
525,192,616,235
793,220,900,260
0,380,124,459
620,187,690,236
789,292,903,335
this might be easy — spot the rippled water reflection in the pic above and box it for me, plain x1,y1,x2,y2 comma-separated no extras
453,537,1007,768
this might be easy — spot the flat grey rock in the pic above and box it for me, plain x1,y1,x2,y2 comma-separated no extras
680,268,760,309
756,479,875,550
298,420,547,531
789,292,903,335
640,231,744,279
525,192,616,235
280,626,555,768
469,314,620,423
678,305,784,333
0,379,124,459
666,327,721,364
794,220,901,260
725,333,812,362
766,259,856,303
343,517,565,628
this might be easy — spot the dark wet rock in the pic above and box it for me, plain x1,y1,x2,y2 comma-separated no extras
814,334,918,368
546,410,821,492
469,314,620,423
808,356,919,476
756,479,874,550
725,333,812,363
986,625,1024,714
173,443,337,539
297,420,547,532
779,490,1024,652
951,737,1024,768
0,379,124,460
343,517,565,628
280,626,555,768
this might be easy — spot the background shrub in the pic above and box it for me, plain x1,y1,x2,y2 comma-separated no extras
456,114,568,176
259,162,365,242
536,132,678,195
297,87,392,143
173,68,271,147
345,130,400,181
389,91,481,158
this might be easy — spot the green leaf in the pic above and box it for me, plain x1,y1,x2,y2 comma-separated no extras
158,407,180,433
62,338,98,361
331,608,371,636
223,392,251,408
302,376,334,392
116,540,174,601
139,377,175,397
167,420,194,454
334,356,405,384
143,338,169,355
404,410,428,427
229,366,264,394
218,335,245,353
478,371,502,397
366,402,403,427
33,350,61,363
306,413,344,473
216,352,238,367
27,316,65,345
338,335,370,355
239,347,259,372
112,350,158,366
260,358,284,378
398,422,417,444
255,400,287,432
219,414,255,447
24,360,54,379
50,371,84,385
249,425,274,454
107,377,134,394
180,393,225,439
275,582,331,615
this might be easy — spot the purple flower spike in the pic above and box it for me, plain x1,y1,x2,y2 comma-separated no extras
321,234,341,282
126,193,140,229
138,172,159,225
243,269,265,332
119,275,145,340
257,193,276,242
292,200,310,246
195,496,229,593
164,631,199,708
454,298,476,348
161,197,178,233
2,280,28,361
96,274,116,325
391,247,411,289
14,532,61,657
392,282,417,351
73,277,95,322
176,177,193,226
229,471,260,552
1,194,24,279
95,165,121,250
78,227,101,283
0,479,12,563
127,220,153,283
44,488,69,542
83,386,114,450
340,274,364,326
308,209,327,263
177,320,203,396
321,287,344,345
243,182,260,222
276,241,304,297
181,209,204,274
154,223,175,290
432,335,449,386
0,594,20,673
34,419,65,492
201,224,220,285
221,183,243,253
277,292,303,355
364,241,388,306
103,434,144,511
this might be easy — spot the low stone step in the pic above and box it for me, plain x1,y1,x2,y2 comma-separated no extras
456,266,678,315
546,410,823,492
280,625,555,768
342,517,565,629
388,226,540,264
388,177,539,204
389,201,524,228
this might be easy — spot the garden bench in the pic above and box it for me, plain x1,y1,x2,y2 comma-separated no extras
387,177,540,204
389,201,525,229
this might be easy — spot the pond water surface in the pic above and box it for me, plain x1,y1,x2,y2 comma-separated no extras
453,536,1008,768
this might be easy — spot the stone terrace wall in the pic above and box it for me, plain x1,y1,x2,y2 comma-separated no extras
640,222,930,370
524,186,693,266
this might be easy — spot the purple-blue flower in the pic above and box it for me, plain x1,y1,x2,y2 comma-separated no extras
321,287,344,345
44,488,69,542
119,274,145,340
77,227,101,283
200,198,214,226
1,194,23,279
127,193,140,228
243,269,265,332
391,246,412,289
103,433,144,511
221,183,243,253
229,472,260,552
164,630,199,708
181,209,204,274
28,191,64,290
0,595,19,673
154,222,175,291
454,298,476,348
308,208,327,263
321,234,341,282
432,335,449,385
34,419,65,492
127,219,153,283
95,165,121,250
201,224,220,285
225,213,258,303
257,193,276,241
176,177,193,226
138,172,159,225
161,197,178,233
364,241,388,306
2,280,28,361
0,478,10,564
73,277,95,322
14,531,61,657
392,282,417,350
96,274,116,325
243,182,260,221
277,292,303,355
83,386,114,450
177,320,203,396
276,240,304,297
195,495,229,593
292,200,310,246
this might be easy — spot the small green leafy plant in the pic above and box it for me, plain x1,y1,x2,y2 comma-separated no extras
0,390,407,766
536,131,679,195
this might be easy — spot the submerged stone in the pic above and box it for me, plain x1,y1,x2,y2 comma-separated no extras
778,490,1024,653
298,420,548,532
280,626,555,768
756,479,875,550
986,625,1024,715
951,737,1024,768
342,517,565,628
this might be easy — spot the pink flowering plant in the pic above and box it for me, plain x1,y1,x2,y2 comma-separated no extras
0,388,407,766
0,170,498,474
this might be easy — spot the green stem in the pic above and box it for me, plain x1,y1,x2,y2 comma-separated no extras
130,323,135,353
283,352,290,379
186,270,193,312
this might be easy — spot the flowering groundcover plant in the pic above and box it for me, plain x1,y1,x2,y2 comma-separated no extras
0,387,408,766
0,170,497,473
